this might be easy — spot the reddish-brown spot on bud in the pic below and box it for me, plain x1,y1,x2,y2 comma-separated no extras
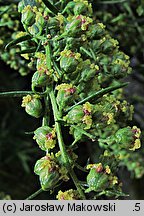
44,15,49,20
44,69,48,74
65,87,76,95
44,156,51,160
76,15,82,20
61,195,65,200
83,109,91,115
69,53,75,57
96,166,103,173
46,133,53,140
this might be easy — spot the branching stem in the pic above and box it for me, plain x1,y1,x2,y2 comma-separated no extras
49,90,86,199
45,40,86,199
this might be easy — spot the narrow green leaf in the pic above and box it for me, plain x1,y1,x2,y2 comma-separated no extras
17,47,38,54
0,91,34,98
5,35,31,50
66,82,129,112
42,0,59,14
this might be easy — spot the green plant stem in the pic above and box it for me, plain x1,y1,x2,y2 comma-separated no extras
42,42,52,127
49,90,86,199
74,163,88,173
66,82,129,112
26,188,43,200
5,35,31,49
45,35,85,199
45,43,52,70
42,93,50,126
0,91,34,98
80,47,93,59
71,125,96,140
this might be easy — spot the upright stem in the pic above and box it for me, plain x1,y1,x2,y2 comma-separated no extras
42,93,50,126
49,90,86,199
45,39,85,199
42,42,52,127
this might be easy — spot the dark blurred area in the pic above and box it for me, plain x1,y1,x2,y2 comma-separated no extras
0,60,43,199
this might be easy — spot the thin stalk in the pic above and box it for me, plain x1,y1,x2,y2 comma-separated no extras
49,90,86,199
53,61,62,77
26,188,43,200
66,82,129,112
80,47,93,59
45,43,52,70
70,139,80,148
71,125,96,140
89,48,97,61
74,163,88,173
0,91,34,98
42,93,50,126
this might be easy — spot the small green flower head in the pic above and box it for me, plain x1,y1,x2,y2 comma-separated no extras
60,50,81,73
56,189,79,200
56,83,77,111
63,15,93,38
21,95,43,118
34,154,60,191
86,23,105,39
101,126,141,151
32,70,51,89
33,126,56,151
73,0,93,16
82,102,93,129
114,126,141,151
21,5,45,36
21,5,36,26
64,105,84,124
86,163,119,193
129,126,141,151
48,15,63,32
86,163,110,192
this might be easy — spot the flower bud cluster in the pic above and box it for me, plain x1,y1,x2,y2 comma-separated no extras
2,0,142,199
